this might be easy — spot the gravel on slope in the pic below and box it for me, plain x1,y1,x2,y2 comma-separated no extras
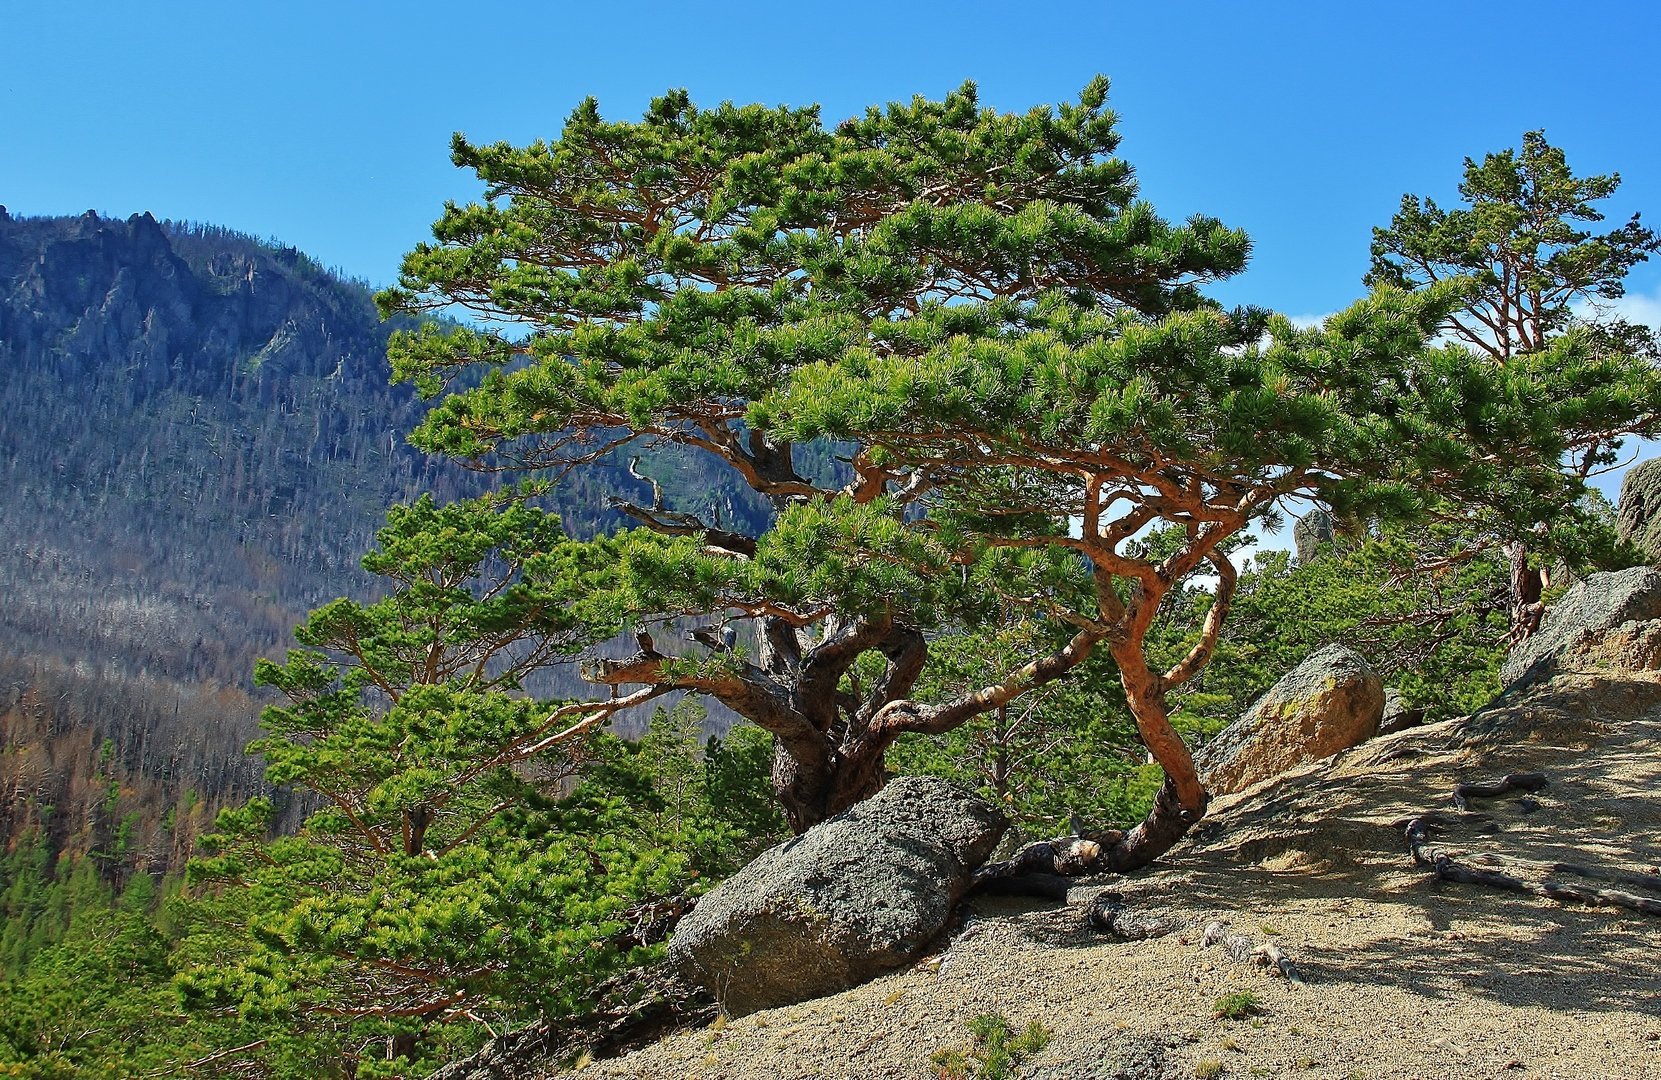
564,671,1661,1080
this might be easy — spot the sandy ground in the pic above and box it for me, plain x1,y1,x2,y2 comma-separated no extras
564,669,1661,1080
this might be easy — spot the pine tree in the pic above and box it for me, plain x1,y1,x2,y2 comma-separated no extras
181,493,779,1074
379,78,1249,835
382,81,1618,867
1368,131,1661,637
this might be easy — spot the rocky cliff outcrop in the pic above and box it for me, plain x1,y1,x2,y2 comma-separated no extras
1617,458,1661,564
1292,507,1335,564
0,210,382,399
1498,566,1661,688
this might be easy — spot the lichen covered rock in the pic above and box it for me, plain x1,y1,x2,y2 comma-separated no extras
1195,644,1383,796
1617,458,1661,564
667,776,1005,1015
1499,565,1661,688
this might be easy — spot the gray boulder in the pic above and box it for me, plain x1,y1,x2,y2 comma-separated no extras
668,776,1005,1015
1617,458,1661,564
1378,688,1427,735
1499,565,1661,688
1195,644,1383,797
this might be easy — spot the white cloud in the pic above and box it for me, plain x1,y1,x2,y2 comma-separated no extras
1615,289,1661,330
1572,281,1661,332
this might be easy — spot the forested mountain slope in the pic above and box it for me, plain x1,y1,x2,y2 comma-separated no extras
2,211,452,679
0,207,472,875
0,208,762,877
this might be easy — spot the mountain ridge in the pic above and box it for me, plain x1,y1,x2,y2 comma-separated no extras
0,206,478,870
0,209,753,878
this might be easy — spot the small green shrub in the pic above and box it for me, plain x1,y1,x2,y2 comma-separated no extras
931,1047,972,1080
1195,1058,1225,1079
1212,991,1263,1021
930,1013,1052,1080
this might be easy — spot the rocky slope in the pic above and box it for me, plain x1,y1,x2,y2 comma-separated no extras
551,656,1661,1079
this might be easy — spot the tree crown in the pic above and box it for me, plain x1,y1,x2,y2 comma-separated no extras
1367,129,1660,360
375,82,1607,843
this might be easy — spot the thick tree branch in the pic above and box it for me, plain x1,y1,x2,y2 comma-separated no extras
864,625,928,714
606,499,759,557
1163,547,1238,687
872,625,1103,735
586,648,826,757
798,615,897,713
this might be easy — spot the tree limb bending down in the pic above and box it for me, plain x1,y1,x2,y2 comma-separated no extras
382,81,1601,868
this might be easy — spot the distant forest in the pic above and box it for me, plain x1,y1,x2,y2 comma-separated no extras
0,208,765,877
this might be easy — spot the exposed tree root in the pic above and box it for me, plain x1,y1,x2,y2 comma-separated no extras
428,963,715,1079
1451,771,1549,810
1423,852,1661,917
1403,771,1661,920
1088,892,1181,940
1503,857,1661,894
971,837,1104,892
1201,921,1307,983
969,779,1206,899
973,873,1076,901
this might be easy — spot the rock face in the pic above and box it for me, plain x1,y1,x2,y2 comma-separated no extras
1617,458,1661,564
1293,508,1335,565
1499,566,1661,688
667,776,1006,1015
1195,644,1383,797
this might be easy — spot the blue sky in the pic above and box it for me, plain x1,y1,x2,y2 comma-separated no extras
6,0,1660,327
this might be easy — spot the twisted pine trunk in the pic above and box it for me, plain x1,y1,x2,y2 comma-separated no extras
768,731,894,835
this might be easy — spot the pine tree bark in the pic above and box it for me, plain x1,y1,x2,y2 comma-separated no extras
1507,540,1546,643
769,732,893,835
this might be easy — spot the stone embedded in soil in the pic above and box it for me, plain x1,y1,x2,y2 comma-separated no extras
1379,687,1427,735
1194,643,1383,797
667,775,1005,1016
